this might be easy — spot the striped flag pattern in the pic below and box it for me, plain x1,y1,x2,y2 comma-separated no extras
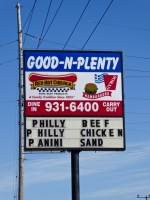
94,73,108,84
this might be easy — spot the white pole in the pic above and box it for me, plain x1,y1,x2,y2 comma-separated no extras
16,3,24,200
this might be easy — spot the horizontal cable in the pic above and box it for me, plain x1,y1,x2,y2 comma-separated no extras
0,40,18,48
126,122,150,124
126,128,150,134
23,32,150,61
124,76,150,78
24,150,149,160
128,146,150,151
25,159,150,174
21,6,150,32
126,113,150,118
126,55,150,60
125,97,150,101
24,145,150,157
23,32,80,49
124,68,150,73
0,100,17,103
126,111,150,115
0,7,15,15
0,58,18,66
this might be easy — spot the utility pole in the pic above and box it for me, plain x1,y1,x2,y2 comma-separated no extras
137,195,150,200
16,3,24,200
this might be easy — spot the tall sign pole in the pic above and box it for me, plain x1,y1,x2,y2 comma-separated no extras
71,151,80,200
16,3,24,200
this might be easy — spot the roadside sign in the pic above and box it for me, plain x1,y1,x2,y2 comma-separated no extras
24,50,125,151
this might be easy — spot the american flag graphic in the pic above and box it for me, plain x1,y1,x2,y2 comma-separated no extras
94,73,108,84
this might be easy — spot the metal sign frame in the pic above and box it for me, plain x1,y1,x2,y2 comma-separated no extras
23,50,125,151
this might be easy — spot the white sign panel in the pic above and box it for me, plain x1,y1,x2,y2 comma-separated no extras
25,117,124,150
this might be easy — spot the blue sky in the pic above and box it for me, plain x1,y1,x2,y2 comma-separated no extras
0,0,150,200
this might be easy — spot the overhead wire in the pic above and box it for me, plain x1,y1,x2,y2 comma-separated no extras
0,100,17,103
99,22,150,32
23,31,80,49
124,76,150,78
22,6,35,30
126,112,150,115
126,122,150,124
82,0,114,49
24,145,150,157
125,97,150,101
25,159,150,174
37,0,64,49
23,32,150,61
63,0,91,50
125,55,150,60
0,58,18,66
128,146,150,151
36,0,52,48
23,0,37,46
24,151,149,162
0,40,18,48
126,113,150,118
0,7,15,15
124,69,150,72
126,128,150,134
21,6,150,33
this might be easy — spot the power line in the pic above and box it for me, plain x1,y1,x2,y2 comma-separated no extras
25,159,150,174
24,150,149,161
126,111,150,115
82,0,114,49
23,31,80,49
0,58,18,66
21,6,150,33
22,5,98,24
0,100,17,103
0,7,15,15
0,40,18,48
125,97,150,101
24,145,150,158
124,76,150,78
63,0,91,50
100,22,150,32
37,0,64,49
126,128,150,134
128,146,150,151
124,69,150,73
23,0,37,45
23,32,150,61
126,113,150,118
126,122,150,124
22,6,34,30
36,0,52,48
126,55,150,60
